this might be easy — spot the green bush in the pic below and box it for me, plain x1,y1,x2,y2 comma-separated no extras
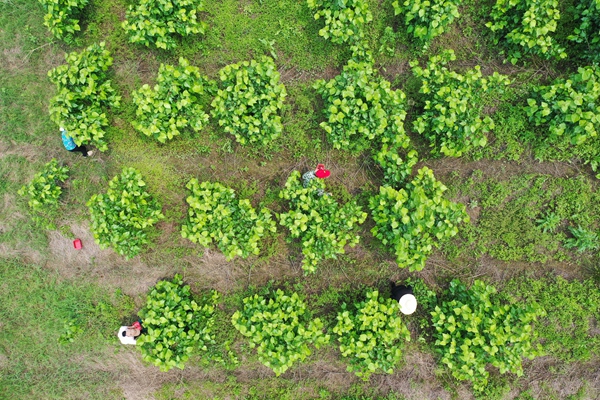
369,167,469,271
568,0,600,63
393,0,462,50
503,275,600,363
307,0,372,45
313,60,408,153
137,275,219,372
132,57,212,143
48,42,121,152
87,168,164,258
231,289,330,376
18,159,69,214
373,144,419,188
411,50,510,157
432,280,544,392
279,171,367,274
333,290,410,379
211,57,287,146
525,66,600,148
39,0,89,42
486,0,566,64
181,179,277,260
122,0,207,50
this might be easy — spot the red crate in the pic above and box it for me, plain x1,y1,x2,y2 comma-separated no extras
73,239,82,250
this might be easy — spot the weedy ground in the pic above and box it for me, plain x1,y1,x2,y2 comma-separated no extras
1,0,599,399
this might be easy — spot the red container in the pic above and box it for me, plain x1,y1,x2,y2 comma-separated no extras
73,239,82,250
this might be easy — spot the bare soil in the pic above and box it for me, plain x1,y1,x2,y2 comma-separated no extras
46,223,171,299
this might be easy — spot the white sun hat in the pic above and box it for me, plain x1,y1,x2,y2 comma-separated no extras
398,294,417,315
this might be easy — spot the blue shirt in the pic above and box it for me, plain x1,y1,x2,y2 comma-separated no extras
61,129,76,151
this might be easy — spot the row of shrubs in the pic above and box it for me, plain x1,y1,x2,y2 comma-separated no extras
126,273,600,395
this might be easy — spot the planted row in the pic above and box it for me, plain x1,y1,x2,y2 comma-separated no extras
19,162,469,273
135,275,551,394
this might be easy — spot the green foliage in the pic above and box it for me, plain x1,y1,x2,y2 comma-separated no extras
535,211,561,233
279,171,367,274
137,275,219,372
525,66,600,148
48,42,121,152
486,0,566,64
132,58,211,143
411,50,510,157
568,0,600,63
333,290,410,379
181,179,277,260
307,0,372,45
87,168,164,258
211,57,287,146
313,60,409,153
563,225,599,252
38,0,89,42
58,320,83,344
374,144,419,188
231,289,330,376
122,0,207,50
503,275,600,363
369,167,469,271
393,0,462,49
431,280,545,392
18,159,69,213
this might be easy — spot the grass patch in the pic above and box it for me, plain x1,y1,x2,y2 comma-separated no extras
0,258,134,399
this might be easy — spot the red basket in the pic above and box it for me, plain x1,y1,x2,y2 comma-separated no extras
73,239,82,250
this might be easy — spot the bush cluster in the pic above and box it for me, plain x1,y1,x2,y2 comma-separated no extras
48,42,120,152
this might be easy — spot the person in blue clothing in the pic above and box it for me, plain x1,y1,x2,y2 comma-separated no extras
61,127,93,157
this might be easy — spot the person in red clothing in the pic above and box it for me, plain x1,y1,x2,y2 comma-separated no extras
302,163,331,187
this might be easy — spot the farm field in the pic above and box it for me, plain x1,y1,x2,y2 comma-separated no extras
1,0,600,399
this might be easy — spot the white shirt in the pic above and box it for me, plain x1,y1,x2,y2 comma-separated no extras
118,326,137,345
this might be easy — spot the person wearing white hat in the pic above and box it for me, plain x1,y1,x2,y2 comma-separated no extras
391,282,417,315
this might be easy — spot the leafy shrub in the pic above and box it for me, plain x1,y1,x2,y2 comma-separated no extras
486,0,566,64
563,226,599,252
279,171,367,274
525,66,600,148
374,144,419,188
132,58,212,143
18,159,69,213
568,0,600,63
503,275,600,363
313,60,409,153
137,275,219,372
48,42,121,152
411,50,510,157
307,0,372,45
181,179,277,259
87,168,164,258
432,280,544,392
122,0,207,50
393,0,462,49
313,59,418,186
39,0,89,42
333,290,410,379
369,167,469,271
231,289,330,376
211,57,287,146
